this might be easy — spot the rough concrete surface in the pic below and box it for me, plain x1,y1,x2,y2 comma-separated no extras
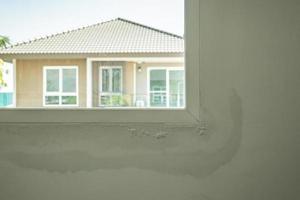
0,0,299,199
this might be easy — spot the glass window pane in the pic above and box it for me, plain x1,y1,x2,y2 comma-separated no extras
46,69,59,92
111,95,122,106
62,96,77,105
101,69,110,92
150,92,167,107
169,70,184,107
100,95,123,107
63,69,77,92
100,95,111,106
45,96,59,105
150,70,166,91
112,68,121,92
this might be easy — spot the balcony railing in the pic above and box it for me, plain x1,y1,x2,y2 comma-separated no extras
97,93,184,108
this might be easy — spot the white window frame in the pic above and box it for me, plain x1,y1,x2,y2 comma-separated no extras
0,0,201,127
147,67,185,108
43,66,79,107
99,66,123,107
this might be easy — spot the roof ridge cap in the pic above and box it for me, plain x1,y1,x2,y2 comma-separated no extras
116,18,183,39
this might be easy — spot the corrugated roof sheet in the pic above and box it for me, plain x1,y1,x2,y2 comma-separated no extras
0,18,184,54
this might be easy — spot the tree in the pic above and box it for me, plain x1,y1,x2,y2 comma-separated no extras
0,35,10,48
0,35,10,88
0,59,6,88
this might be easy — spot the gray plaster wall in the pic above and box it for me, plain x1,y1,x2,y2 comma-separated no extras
0,0,299,200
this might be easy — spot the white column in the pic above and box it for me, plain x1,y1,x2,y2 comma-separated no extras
86,58,93,108
133,63,137,106
12,59,16,107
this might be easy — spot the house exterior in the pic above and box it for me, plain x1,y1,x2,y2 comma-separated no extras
0,18,184,108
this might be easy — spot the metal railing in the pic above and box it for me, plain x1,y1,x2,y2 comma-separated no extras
97,93,184,108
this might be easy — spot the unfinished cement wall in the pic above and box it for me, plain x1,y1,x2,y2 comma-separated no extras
0,0,299,199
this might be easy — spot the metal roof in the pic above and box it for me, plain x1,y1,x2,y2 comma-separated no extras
0,18,184,55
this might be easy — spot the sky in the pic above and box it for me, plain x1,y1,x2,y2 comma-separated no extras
0,0,184,44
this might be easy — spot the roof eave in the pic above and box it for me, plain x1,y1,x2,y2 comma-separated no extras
0,52,184,61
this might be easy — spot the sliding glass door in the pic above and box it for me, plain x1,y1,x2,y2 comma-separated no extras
148,68,184,108
149,69,167,107
169,70,184,107
99,66,123,106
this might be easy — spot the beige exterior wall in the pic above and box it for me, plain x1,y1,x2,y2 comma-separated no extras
15,59,183,108
16,59,86,107
92,62,99,107
123,62,134,106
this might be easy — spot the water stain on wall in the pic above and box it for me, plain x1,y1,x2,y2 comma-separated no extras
0,89,243,180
